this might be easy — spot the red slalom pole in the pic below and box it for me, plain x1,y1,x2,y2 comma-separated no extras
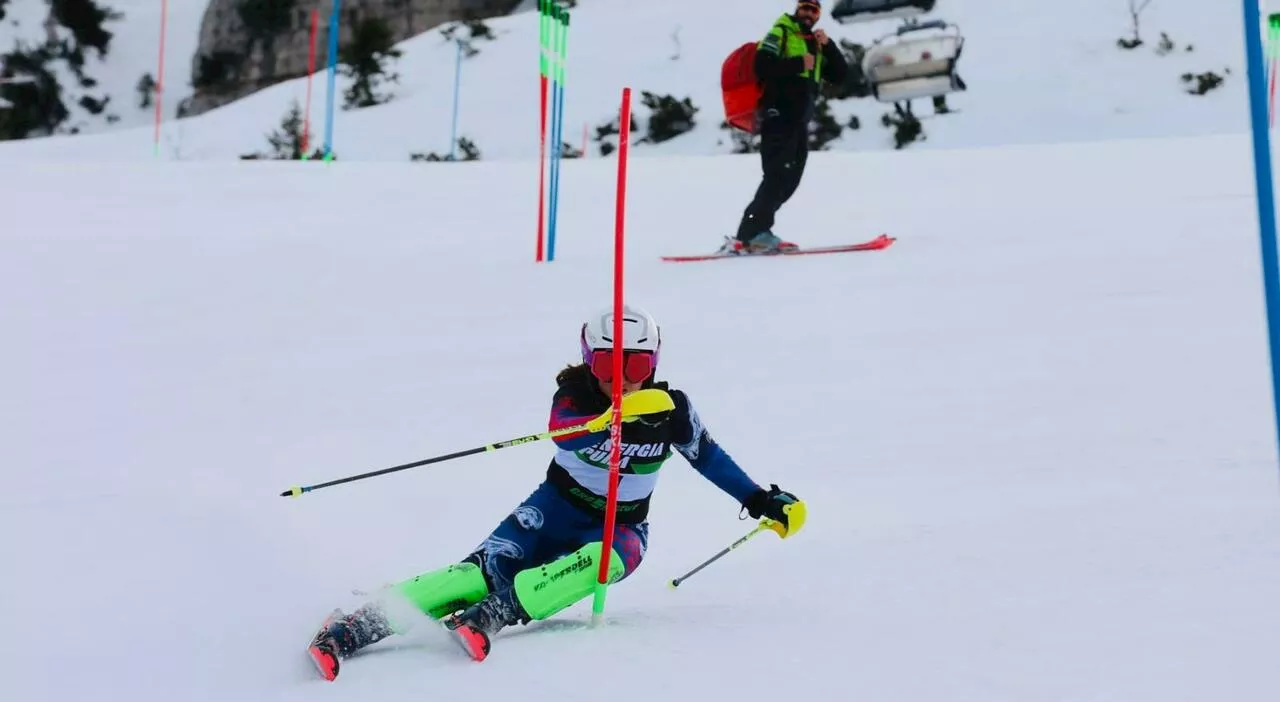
1271,21,1279,129
592,86,632,625
536,74,548,260
303,9,319,157
536,0,550,261
153,0,167,157
1271,52,1278,129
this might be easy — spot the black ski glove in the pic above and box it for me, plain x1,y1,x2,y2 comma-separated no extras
742,484,800,528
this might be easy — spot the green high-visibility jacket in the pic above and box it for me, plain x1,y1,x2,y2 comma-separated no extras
754,14,848,127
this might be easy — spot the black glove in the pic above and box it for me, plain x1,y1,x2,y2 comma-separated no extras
634,409,671,427
742,484,800,528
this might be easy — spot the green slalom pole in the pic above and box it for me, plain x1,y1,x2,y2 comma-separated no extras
1269,14,1280,128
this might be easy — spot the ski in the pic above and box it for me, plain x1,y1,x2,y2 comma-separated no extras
661,234,896,263
307,642,340,681
306,618,489,681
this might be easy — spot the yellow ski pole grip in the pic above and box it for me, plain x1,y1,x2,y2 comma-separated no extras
766,500,807,539
585,388,675,432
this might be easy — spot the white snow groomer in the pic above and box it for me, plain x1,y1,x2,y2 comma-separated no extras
831,0,967,107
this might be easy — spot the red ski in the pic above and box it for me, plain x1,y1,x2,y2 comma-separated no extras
307,642,340,681
661,234,896,263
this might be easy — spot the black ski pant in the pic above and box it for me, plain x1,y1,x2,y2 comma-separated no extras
735,117,810,242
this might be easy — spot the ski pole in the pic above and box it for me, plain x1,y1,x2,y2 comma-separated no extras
668,521,772,589
280,388,674,498
668,501,807,588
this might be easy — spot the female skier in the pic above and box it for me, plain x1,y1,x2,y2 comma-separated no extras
306,304,804,679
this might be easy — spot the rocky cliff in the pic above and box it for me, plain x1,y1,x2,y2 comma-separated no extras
183,0,521,117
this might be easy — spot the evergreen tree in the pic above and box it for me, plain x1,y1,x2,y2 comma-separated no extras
50,0,122,57
0,45,69,140
340,18,403,109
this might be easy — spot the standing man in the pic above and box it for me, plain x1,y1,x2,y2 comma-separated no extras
728,1,848,254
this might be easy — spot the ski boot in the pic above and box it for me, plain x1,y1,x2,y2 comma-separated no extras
720,231,799,255
306,604,394,681
441,593,524,662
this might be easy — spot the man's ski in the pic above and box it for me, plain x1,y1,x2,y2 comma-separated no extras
661,234,896,263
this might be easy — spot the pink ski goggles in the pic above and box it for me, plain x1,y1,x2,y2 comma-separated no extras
586,348,656,384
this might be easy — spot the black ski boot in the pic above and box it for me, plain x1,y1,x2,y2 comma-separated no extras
441,593,524,662
307,604,394,680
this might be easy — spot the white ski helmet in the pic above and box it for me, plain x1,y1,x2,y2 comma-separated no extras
580,304,662,378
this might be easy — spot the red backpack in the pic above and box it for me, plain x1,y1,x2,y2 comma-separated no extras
721,27,792,135
721,42,763,134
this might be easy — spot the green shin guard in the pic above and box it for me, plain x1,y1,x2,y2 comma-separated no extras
513,542,626,621
392,562,490,622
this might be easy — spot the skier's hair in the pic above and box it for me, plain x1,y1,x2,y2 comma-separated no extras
555,363,595,389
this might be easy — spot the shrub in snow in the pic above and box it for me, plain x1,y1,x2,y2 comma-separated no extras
51,0,121,57
0,0,8,22
881,104,924,149
440,17,496,59
1181,70,1226,96
410,137,482,162
341,17,403,109
78,94,108,115
719,120,760,154
559,141,582,159
1117,0,1154,50
0,1,121,139
808,95,843,151
594,113,640,157
638,91,697,144
239,100,325,160
458,137,481,161
136,73,155,109
0,45,69,139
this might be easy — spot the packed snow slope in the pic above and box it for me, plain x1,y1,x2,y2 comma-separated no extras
4,133,1280,702
0,0,1249,160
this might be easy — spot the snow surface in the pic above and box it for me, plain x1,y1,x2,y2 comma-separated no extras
0,0,1253,160
4,131,1280,700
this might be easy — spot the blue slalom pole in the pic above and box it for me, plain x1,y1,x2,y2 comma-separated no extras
450,39,462,160
548,76,562,261
550,81,567,260
323,0,341,161
1244,0,1280,464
